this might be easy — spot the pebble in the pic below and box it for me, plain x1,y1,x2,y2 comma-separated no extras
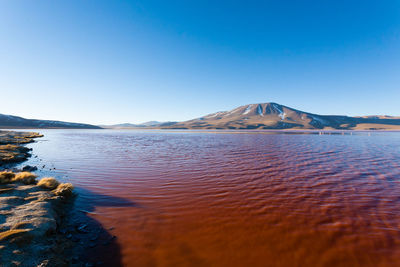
77,224,89,233
37,260,49,267
13,249,22,255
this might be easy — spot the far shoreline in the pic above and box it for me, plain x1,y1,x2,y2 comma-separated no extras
4,127,400,135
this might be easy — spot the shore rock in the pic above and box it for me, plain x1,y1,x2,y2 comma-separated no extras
0,182,73,266
0,131,43,169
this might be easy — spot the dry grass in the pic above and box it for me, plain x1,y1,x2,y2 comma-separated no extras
0,171,15,184
53,183,74,197
11,221,34,230
12,172,37,185
0,229,31,242
0,144,19,150
37,177,59,190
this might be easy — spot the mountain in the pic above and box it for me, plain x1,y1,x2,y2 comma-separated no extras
160,102,400,130
102,121,177,128
0,114,101,129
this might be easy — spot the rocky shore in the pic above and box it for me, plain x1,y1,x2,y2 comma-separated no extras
0,131,121,267
0,131,43,168
0,131,74,266
0,172,74,266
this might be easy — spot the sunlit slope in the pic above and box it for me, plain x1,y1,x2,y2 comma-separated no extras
0,114,101,129
162,102,400,130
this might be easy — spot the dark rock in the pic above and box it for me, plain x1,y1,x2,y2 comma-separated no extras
22,165,38,172
102,235,116,246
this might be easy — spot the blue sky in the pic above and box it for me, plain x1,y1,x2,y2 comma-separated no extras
0,0,399,124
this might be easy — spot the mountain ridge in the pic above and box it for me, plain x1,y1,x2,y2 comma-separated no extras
101,121,177,128
0,113,101,129
159,102,400,130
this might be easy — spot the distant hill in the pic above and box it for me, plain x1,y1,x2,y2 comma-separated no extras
0,114,101,129
9,103,398,130
159,102,400,130
102,121,177,128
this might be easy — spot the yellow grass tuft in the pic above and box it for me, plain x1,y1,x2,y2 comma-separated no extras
53,183,74,197
37,177,59,190
12,172,37,185
11,221,34,230
0,229,31,242
0,144,19,150
0,171,15,184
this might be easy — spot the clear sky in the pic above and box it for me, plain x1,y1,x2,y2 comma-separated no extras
0,0,399,124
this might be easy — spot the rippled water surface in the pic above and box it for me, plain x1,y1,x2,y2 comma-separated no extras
23,130,400,266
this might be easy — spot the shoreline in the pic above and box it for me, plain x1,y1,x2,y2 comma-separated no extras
3,127,400,132
0,131,75,266
85,128,400,135
0,131,43,169
0,131,122,267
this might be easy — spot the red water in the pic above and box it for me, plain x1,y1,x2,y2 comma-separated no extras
25,130,400,266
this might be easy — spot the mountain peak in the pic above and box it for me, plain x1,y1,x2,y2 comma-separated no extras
161,102,400,130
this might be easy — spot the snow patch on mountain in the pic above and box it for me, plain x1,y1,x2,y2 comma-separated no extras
257,105,264,116
272,104,286,120
310,115,328,125
243,105,253,115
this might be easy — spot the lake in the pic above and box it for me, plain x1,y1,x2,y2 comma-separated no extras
22,130,400,266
